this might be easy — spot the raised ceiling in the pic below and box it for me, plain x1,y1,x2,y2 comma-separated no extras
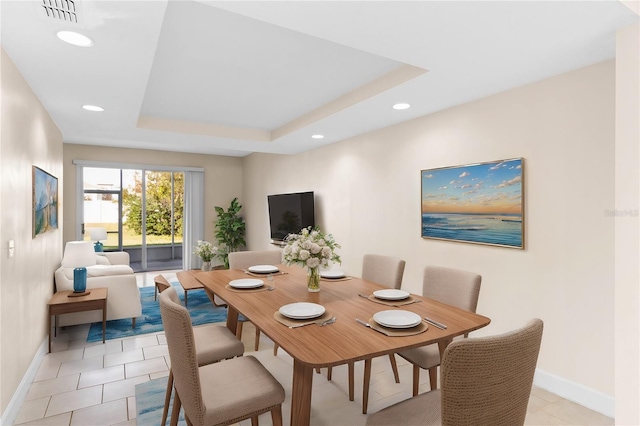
1,1,637,157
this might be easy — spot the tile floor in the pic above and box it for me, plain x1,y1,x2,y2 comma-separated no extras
14,272,615,425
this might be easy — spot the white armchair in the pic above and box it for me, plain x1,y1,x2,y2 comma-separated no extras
54,241,142,327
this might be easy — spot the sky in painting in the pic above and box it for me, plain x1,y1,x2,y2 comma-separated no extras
421,158,523,214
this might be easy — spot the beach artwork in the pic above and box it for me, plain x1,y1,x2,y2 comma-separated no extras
421,158,524,249
33,166,58,237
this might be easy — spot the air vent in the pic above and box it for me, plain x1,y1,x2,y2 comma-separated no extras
41,0,79,24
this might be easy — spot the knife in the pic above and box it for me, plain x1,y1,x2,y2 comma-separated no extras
355,318,387,335
423,316,447,330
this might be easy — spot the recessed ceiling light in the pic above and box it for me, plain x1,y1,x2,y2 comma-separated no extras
392,103,411,110
82,105,104,112
311,134,324,139
57,30,93,47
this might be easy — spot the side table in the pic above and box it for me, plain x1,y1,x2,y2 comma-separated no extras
48,288,108,353
176,270,206,308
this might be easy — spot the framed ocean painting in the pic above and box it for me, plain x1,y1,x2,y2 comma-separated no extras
421,158,524,249
33,166,59,238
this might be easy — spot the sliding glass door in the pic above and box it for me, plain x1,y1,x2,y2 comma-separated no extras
81,166,184,272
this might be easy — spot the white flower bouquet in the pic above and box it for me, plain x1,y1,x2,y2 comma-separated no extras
194,240,216,262
282,226,341,270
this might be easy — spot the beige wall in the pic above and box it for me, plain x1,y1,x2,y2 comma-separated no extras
62,144,244,260
0,49,64,416
615,22,639,425
244,61,616,400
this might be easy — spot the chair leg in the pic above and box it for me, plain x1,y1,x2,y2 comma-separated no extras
326,366,332,380
251,416,258,426
388,353,400,383
161,370,174,426
170,389,182,426
428,366,438,390
236,321,244,340
412,364,420,397
132,317,136,329
273,343,279,356
254,326,260,351
348,362,355,401
362,358,372,414
271,404,283,426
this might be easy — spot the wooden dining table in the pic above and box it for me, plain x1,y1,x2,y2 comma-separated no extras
196,265,490,426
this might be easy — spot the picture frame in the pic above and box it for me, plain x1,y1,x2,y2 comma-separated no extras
421,158,524,249
33,166,59,238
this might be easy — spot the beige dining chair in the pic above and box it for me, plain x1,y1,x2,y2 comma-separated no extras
159,287,245,426
228,250,282,351
367,318,544,426
326,254,406,414
159,289,285,426
398,266,482,396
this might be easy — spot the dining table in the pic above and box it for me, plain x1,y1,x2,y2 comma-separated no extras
196,264,490,426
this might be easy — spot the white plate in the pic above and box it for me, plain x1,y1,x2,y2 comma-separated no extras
229,278,264,289
320,270,345,279
247,265,279,274
373,310,421,329
373,289,410,300
279,302,326,320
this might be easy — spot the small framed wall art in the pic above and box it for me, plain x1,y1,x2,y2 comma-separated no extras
33,166,59,238
421,158,524,249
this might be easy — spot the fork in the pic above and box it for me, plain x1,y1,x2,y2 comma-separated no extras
289,316,336,328
320,317,336,326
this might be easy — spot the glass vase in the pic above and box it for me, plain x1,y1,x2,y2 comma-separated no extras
307,267,320,292
201,261,211,272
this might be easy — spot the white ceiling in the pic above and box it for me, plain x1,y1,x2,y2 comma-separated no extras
1,1,637,157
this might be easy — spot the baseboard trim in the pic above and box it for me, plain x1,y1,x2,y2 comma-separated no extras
534,368,614,418
1,338,48,426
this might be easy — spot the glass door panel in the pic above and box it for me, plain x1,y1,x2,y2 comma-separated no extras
83,167,122,250
144,171,184,269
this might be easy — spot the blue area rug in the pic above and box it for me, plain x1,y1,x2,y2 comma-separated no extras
87,283,228,342
136,376,186,425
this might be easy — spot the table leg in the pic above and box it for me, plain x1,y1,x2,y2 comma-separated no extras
438,337,453,359
226,306,239,335
184,290,188,308
362,359,372,414
291,359,314,426
48,311,52,353
102,300,107,344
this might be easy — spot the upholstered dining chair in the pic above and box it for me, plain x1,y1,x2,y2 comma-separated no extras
159,288,285,426
398,266,482,396
159,287,244,426
366,318,544,426
228,250,282,351
326,254,406,414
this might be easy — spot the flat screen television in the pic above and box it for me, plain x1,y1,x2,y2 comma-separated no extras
268,191,315,242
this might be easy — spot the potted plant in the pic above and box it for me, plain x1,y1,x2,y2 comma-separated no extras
213,197,246,269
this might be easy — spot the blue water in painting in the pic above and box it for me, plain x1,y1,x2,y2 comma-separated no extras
422,213,522,247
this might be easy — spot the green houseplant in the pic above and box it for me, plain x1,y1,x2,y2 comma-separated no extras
213,197,246,269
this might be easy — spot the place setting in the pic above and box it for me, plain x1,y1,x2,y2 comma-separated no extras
243,264,287,277
225,277,274,293
358,289,422,307
274,302,336,328
319,269,351,281
356,310,428,337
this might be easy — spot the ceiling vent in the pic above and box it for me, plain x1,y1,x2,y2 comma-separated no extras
41,0,79,24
